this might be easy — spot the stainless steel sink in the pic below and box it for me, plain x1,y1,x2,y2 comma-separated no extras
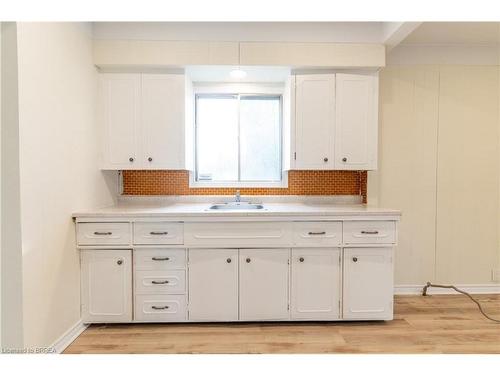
209,202,265,210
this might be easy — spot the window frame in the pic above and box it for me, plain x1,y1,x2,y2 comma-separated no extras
190,83,288,188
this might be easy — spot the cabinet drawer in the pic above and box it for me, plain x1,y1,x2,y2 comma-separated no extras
134,294,187,322
134,270,186,294
343,221,396,245
293,222,342,246
133,222,183,245
77,223,130,246
184,222,292,247
134,222,184,245
134,249,186,270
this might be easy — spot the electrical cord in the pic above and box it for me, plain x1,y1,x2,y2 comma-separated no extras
422,282,500,323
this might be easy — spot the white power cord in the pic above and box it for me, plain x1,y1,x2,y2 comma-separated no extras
422,282,500,323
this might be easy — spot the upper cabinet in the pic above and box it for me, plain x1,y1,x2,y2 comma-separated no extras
100,74,141,169
335,73,378,170
100,73,190,170
294,74,336,170
99,70,378,171
293,72,378,170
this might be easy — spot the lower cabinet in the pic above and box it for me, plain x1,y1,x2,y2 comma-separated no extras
291,248,341,320
343,247,394,320
133,248,188,322
81,250,132,323
188,249,239,321
79,243,396,323
239,249,290,321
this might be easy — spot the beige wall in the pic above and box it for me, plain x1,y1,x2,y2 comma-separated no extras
16,22,117,348
373,64,500,286
1,22,24,348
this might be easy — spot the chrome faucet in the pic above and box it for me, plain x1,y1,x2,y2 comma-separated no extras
235,190,241,202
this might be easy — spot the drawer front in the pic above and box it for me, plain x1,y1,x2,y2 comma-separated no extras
134,249,186,270
134,294,187,322
77,223,130,246
184,222,292,247
133,222,183,245
135,270,186,294
343,221,396,245
293,222,342,246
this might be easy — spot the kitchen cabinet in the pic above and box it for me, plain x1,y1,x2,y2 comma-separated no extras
343,247,393,320
293,72,378,170
100,74,140,169
134,248,188,322
335,73,378,170
239,249,290,320
294,74,335,169
141,74,186,169
80,250,132,323
100,73,187,170
291,248,341,320
188,249,239,321
75,216,399,323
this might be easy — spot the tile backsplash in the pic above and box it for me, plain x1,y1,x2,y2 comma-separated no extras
122,170,367,202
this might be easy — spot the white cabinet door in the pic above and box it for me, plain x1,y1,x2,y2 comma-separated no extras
81,250,132,323
100,74,141,169
343,247,393,320
188,249,238,321
141,74,185,169
291,248,341,320
335,73,378,170
294,74,335,169
239,249,290,320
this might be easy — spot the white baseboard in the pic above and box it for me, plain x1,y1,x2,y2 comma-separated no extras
51,320,88,354
395,283,500,295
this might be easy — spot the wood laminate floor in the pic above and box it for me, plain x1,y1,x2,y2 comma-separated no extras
64,295,500,354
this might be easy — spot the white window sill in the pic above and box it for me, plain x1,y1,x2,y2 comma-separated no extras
189,172,288,189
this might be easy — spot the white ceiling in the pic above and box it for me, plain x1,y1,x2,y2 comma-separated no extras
402,22,500,45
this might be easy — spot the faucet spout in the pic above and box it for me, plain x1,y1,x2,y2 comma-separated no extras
235,190,241,202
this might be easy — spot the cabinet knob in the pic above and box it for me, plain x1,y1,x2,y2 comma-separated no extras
352,257,358,262
129,157,134,162
342,157,347,162
117,259,123,265
323,157,329,162
299,257,305,263
226,258,232,263
246,258,251,263
148,157,153,162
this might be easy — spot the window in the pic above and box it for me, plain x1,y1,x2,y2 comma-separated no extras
193,90,284,187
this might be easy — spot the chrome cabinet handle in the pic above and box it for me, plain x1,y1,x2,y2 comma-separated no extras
151,305,169,310
117,259,123,265
353,257,358,262
151,280,169,284
361,230,379,235
152,257,170,261
94,231,112,236
299,257,305,263
308,231,326,235
226,258,232,263
150,231,168,235
246,258,251,263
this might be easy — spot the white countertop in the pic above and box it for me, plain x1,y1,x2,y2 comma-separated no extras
72,198,401,219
